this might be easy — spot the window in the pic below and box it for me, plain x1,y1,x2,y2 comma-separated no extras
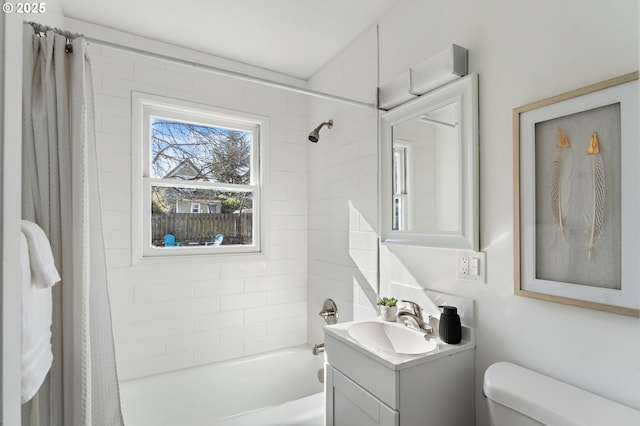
392,143,409,231
133,93,266,258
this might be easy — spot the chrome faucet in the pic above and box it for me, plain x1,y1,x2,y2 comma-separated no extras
397,300,433,334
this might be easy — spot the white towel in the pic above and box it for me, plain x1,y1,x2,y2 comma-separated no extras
20,221,59,403
20,220,61,289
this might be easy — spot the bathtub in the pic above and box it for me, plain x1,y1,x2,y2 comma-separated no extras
119,345,325,426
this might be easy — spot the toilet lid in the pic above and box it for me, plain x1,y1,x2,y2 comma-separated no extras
483,362,640,426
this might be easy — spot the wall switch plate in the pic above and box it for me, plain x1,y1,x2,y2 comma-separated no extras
457,251,486,283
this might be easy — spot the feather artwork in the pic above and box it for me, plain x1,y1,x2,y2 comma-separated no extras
550,127,572,239
586,131,605,260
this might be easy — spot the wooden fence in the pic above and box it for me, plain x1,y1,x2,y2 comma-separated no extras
152,213,252,245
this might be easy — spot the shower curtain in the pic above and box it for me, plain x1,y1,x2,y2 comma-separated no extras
21,23,124,426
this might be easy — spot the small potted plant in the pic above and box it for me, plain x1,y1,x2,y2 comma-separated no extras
377,297,398,321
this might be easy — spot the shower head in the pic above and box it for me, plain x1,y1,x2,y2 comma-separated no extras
308,120,333,143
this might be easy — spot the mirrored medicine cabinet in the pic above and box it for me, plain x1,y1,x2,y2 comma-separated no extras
379,73,479,250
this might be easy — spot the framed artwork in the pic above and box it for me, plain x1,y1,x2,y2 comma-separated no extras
514,72,639,317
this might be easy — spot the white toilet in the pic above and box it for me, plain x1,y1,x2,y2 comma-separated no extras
483,361,640,426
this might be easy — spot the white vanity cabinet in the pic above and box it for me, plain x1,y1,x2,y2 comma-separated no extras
326,365,399,426
324,321,475,426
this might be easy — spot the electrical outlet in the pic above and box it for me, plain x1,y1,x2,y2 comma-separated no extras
460,255,469,274
457,251,486,283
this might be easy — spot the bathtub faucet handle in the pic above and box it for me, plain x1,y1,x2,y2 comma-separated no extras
318,299,338,325
318,310,335,318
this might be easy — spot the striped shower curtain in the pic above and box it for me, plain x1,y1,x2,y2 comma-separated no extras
21,23,123,426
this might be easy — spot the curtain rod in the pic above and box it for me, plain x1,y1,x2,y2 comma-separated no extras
26,21,82,40
85,37,377,109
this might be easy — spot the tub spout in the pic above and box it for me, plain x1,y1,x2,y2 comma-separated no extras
312,343,325,356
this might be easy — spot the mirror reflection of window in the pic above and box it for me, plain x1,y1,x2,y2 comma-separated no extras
391,102,460,234
392,145,408,230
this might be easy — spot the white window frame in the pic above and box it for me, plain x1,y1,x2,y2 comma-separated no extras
392,141,411,231
132,92,268,261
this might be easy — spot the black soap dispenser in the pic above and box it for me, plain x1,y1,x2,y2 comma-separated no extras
438,305,462,344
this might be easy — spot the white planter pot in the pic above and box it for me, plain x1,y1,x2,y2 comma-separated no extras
380,305,398,322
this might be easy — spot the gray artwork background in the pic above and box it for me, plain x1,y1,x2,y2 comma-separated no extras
534,103,621,289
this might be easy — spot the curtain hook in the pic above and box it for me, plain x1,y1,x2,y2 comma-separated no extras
65,37,73,53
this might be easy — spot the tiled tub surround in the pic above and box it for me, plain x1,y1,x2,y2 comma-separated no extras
76,18,311,380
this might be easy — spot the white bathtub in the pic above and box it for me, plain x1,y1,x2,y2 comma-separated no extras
120,345,325,426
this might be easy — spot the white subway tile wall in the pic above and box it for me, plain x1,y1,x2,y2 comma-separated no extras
89,35,309,380
306,27,380,346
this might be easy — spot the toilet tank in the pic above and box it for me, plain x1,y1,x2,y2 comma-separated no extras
483,362,640,426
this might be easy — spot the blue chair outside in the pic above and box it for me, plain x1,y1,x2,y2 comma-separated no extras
206,234,224,246
163,233,175,247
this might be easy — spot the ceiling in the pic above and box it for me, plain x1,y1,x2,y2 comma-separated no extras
60,0,403,80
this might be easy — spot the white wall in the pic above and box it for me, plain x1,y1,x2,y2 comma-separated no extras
24,1,65,27
1,11,24,426
311,1,639,425
65,20,310,380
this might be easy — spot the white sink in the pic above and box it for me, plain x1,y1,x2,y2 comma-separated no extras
347,321,437,355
